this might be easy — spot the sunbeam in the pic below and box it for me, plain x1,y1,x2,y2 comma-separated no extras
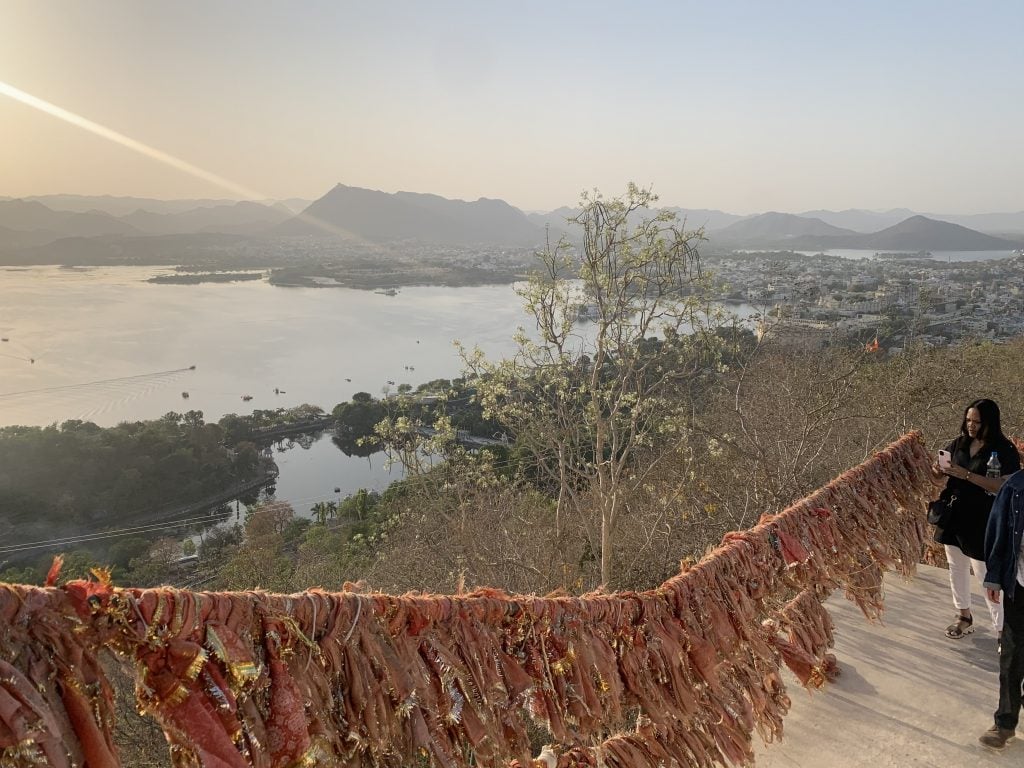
0,79,264,199
0,79,352,238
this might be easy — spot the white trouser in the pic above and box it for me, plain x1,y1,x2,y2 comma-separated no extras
945,544,1003,632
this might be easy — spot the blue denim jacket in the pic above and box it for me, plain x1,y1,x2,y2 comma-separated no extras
984,471,1024,597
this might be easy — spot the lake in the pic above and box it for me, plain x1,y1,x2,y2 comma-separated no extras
0,266,529,522
0,266,755,521
792,249,1020,262
0,266,529,426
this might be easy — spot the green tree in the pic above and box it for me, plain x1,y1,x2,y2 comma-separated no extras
215,502,296,591
310,501,329,525
218,413,252,445
332,394,386,445
464,184,713,586
125,539,179,587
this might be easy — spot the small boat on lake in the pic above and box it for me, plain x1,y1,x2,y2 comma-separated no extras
241,394,253,401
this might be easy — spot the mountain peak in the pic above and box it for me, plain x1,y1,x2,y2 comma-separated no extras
275,184,544,246
860,215,1020,250
715,212,856,241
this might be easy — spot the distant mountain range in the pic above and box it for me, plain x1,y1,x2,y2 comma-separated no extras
794,208,1024,236
0,199,140,238
0,196,304,246
120,201,295,236
1,194,309,217
1,186,1022,255
712,212,1022,251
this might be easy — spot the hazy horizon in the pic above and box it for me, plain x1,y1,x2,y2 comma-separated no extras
6,188,1024,221
2,1,1022,215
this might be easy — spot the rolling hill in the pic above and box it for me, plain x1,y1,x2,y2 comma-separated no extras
714,212,857,243
273,184,545,246
856,215,1021,251
0,199,139,239
120,201,293,236
708,212,1021,251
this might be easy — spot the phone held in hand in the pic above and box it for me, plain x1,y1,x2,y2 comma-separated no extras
937,449,952,470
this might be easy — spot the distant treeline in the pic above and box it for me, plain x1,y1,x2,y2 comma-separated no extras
146,272,264,284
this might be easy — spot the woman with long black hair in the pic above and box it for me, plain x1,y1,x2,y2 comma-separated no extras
935,398,1020,640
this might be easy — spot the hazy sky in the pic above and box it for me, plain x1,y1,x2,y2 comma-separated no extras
2,1,1022,214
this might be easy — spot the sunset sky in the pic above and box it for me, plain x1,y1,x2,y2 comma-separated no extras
2,0,1022,214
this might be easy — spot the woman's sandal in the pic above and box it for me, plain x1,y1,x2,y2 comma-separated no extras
945,615,974,639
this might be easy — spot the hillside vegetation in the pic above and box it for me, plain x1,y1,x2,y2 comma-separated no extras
198,187,1024,596
6,186,1024,600
233,336,1019,596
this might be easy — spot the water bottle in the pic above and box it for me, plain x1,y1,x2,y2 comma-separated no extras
987,452,1002,478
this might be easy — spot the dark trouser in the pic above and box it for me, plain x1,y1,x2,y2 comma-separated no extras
996,585,1024,729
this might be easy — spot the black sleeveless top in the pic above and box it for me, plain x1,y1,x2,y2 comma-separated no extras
934,434,1021,559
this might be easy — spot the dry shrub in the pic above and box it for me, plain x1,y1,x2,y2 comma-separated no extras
358,481,570,596
103,652,170,768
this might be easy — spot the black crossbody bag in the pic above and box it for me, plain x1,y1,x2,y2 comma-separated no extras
927,492,957,527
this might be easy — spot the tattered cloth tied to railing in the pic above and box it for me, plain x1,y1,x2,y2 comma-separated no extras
0,431,941,768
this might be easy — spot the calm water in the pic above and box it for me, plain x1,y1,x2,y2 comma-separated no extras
0,266,532,517
0,266,753,519
267,434,402,514
0,266,529,426
793,249,1019,262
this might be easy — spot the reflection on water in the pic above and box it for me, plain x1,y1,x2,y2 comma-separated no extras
265,432,400,519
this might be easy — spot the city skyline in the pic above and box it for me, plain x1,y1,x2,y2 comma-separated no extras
2,1,1022,215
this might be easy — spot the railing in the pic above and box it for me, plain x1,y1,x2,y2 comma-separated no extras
0,432,943,768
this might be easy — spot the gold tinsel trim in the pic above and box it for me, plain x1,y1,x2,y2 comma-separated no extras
0,739,47,766
283,738,332,768
184,647,209,682
148,593,167,635
164,681,190,707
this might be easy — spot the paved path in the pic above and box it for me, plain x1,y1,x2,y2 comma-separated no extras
755,564,1011,767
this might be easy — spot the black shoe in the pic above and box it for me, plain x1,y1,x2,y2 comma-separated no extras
980,726,1015,749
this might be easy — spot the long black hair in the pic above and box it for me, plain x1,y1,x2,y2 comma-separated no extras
960,398,1006,443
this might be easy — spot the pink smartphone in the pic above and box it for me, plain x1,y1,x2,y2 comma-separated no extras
937,450,952,469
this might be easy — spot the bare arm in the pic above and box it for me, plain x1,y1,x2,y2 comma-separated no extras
942,464,1006,494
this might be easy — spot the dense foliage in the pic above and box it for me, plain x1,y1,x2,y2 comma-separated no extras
0,410,264,575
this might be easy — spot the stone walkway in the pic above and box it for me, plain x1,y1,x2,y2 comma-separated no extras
755,564,1013,767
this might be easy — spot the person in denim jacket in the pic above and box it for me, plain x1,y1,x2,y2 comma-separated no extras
981,469,1024,749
